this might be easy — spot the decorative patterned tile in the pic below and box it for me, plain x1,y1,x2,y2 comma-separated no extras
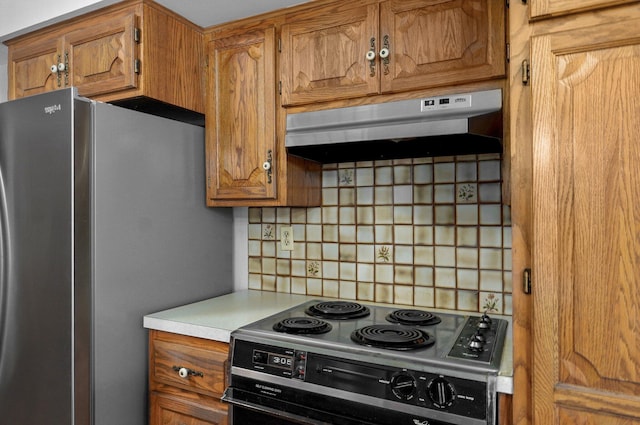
339,169,355,186
456,183,477,203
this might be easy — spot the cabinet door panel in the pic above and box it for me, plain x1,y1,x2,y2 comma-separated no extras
281,4,379,106
532,18,640,423
9,36,62,99
207,28,277,201
531,0,638,19
380,0,505,93
65,11,137,97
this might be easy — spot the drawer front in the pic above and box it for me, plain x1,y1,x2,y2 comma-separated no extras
151,336,228,397
150,392,228,425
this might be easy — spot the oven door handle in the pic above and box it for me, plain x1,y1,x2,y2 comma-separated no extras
222,387,377,425
222,387,330,425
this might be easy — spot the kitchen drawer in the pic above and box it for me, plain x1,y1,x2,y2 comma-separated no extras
150,392,228,425
150,330,228,398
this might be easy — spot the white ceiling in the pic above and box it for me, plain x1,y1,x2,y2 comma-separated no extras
154,0,311,28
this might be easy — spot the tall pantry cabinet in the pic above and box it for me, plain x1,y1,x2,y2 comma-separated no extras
510,1,640,424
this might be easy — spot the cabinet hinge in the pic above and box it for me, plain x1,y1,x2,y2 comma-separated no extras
521,59,530,85
278,81,282,96
523,268,532,294
134,59,141,74
506,43,510,63
134,27,141,43
278,38,282,53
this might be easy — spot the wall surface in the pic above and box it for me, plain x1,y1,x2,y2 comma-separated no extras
247,154,512,314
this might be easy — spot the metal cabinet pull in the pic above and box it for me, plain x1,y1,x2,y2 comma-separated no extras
263,150,273,184
367,37,376,76
380,35,390,75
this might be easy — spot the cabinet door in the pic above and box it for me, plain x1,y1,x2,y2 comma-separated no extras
380,0,505,93
150,393,227,425
8,35,62,99
65,10,138,98
207,28,277,202
531,17,640,424
281,3,379,106
530,0,638,19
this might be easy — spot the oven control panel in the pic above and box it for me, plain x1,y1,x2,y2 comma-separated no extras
231,340,489,421
237,342,308,379
448,314,508,365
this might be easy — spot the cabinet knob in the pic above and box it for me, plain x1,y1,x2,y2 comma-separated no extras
50,64,58,74
172,365,204,379
379,48,390,59
366,50,376,61
57,62,66,72
262,161,271,171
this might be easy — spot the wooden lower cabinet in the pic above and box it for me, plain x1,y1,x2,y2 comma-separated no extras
149,330,229,425
150,392,227,425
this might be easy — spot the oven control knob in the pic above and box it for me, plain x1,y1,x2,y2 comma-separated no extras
427,377,456,408
469,332,486,351
390,372,417,400
478,313,492,329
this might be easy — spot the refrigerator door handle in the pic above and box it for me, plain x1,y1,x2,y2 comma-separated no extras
0,166,8,354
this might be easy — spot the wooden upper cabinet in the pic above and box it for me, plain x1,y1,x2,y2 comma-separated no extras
379,0,505,94
9,34,62,99
530,0,639,19
65,10,138,98
531,12,640,424
280,3,379,106
206,27,277,203
281,0,505,106
6,0,204,114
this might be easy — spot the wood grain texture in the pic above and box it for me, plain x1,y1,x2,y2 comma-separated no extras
530,0,638,20
148,330,229,425
508,1,533,425
8,33,62,99
281,1,379,106
531,8,640,423
281,0,505,107
5,0,205,113
66,9,138,97
150,392,228,425
206,27,277,202
204,19,322,207
379,0,505,94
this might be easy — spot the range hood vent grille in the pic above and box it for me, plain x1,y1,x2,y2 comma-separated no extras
285,89,503,163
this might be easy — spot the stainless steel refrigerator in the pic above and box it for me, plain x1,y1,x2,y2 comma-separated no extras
0,88,233,425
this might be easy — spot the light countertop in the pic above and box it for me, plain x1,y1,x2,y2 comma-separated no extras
143,289,513,394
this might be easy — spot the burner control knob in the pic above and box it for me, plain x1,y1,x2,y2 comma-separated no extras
469,332,486,351
478,313,492,329
390,372,417,400
427,377,456,408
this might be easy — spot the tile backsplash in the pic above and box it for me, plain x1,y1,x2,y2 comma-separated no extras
248,154,512,315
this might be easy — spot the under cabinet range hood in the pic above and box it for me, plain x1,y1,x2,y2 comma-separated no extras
285,89,503,163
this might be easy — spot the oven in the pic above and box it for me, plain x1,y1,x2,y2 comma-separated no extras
222,300,507,425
